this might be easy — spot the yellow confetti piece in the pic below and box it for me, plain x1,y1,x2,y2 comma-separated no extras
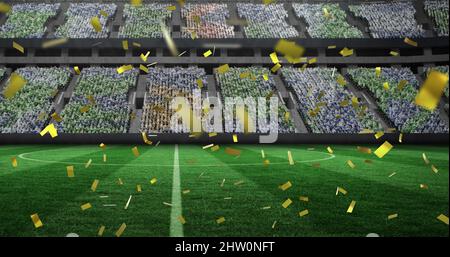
117,65,133,74
103,154,107,162
374,141,393,158
10,157,17,168
270,52,280,64
300,63,308,71
388,213,398,220
211,145,220,152
347,200,356,213
42,38,68,49
3,72,27,99
282,198,292,208
232,134,238,143
375,67,381,77
383,82,390,90
336,187,347,195
13,41,24,54
0,2,11,13
131,146,140,157
203,50,212,57
115,223,127,237
141,132,152,145
79,105,90,113
30,213,43,228
420,184,428,189
167,5,176,11
299,209,309,217
287,151,294,165
99,143,106,149
150,178,157,185
139,64,148,73
51,112,62,122
328,45,337,49
178,215,186,224
390,51,399,56
91,179,99,192
263,73,269,81
263,0,275,5
270,63,282,73
308,57,317,64
404,37,418,47
136,184,142,192
357,146,372,154
90,16,102,32
66,166,74,177
339,47,353,57
431,165,438,173
336,74,347,86
122,40,128,50
374,131,384,139
73,66,81,75
274,39,305,59
347,160,356,169
217,64,230,74
388,172,396,177
208,132,217,137
436,214,449,225
415,71,449,111
271,220,277,229
98,225,105,236
216,217,226,224
261,150,265,159
99,10,108,17
399,133,403,143
118,178,124,185
327,146,333,154
81,203,92,211
263,159,270,167
182,189,190,194
140,51,150,62
279,181,292,191
299,196,309,202
85,159,92,169
131,0,142,7
202,144,214,150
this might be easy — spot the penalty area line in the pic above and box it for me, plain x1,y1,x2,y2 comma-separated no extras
170,144,184,237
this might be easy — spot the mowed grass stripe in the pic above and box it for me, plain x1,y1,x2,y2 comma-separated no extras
170,144,183,237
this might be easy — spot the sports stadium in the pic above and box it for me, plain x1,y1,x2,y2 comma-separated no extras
0,0,448,239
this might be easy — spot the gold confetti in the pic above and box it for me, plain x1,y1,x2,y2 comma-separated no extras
202,144,214,149
374,141,393,158
118,178,124,185
13,41,24,53
98,225,105,236
103,154,107,162
100,10,108,17
431,165,439,173
336,187,347,195
287,151,294,165
208,132,217,137
217,64,229,74
117,65,133,74
328,45,337,49
390,51,399,56
263,0,275,5
139,64,148,73
99,143,106,149
299,209,309,217
415,71,449,111
374,131,384,139
274,39,305,59
388,213,398,220
90,16,102,32
271,220,277,229
140,51,150,62
131,146,140,157
51,112,62,122
66,166,74,177
308,57,317,64
399,133,403,143
42,38,68,49
167,5,176,11
11,157,17,168
115,223,127,237
141,132,152,145
270,52,280,64
420,184,428,189
150,178,157,185
388,172,396,177
282,198,292,208
30,213,43,228
404,37,418,47
203,50,212,57
279,181,292,191
91,179,99,192
326,146,333,154
80,105,90,113
136,184,142,192
357,146,372,154
232,134,238,143
263,159,270,166
211,145,220,152
234,180,244,186
220,179,225,187
270,63,282,73
3,72,27,99
73,66,81,75
339,47,353,57
436,214,449,225
182,189,190,194
216,217,225,224
346,200,356,213
81,203,92,211
347,160,356,169
0,2,11,13
263,73,269,81
178,216,186,224
383,82,390,90
196,78,203,89
84,159,92,169
161,21,178,56
422,153,430,165
336,75,347,86
375,67,381,77
299,196,309,202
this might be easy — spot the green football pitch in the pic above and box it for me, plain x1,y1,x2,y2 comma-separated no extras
0,144,448,237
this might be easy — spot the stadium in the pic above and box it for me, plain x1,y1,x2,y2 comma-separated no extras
0,0,448,240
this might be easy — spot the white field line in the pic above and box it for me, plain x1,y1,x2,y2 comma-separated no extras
170,144,183,237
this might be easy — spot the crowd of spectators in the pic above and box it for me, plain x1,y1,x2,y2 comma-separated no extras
424,0,449,37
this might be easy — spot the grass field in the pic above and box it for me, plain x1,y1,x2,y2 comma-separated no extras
0,144,448,237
